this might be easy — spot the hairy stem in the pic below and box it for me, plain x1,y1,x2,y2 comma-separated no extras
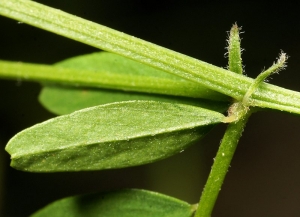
227,23,243,75
195,107,251,217
243,52,287,105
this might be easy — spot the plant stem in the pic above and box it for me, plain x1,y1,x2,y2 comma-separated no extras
243,52,287,105
227,23,243,75
194,106,251,217
195,27,284,215
0,60,226,101
1,0,300,114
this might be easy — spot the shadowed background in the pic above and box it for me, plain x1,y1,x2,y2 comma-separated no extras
1,1,300,216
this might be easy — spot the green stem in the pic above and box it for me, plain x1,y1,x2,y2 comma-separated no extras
1,0,300,114
243,52,287,105
195,107,251,217
228,23,243,75
0,60,226,101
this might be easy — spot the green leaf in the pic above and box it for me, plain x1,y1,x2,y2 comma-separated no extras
31,189,196,217
52,51,227,100
38,52,229,115
39,52,228,115
5,101,225,172
39,86,229,115
54,51,207,90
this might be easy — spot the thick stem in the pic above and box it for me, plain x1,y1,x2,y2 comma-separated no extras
194,107,251,217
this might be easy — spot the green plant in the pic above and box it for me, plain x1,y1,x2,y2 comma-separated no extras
1,0,300,216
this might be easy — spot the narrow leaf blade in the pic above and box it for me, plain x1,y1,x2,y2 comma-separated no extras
51,51,227,100
31,189,195,217
6,101,225,172
39,86,229,115
39,52,228,115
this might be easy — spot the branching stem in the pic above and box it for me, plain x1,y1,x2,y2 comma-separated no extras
195,24,286,216
243,52,287,105
194,108,251,217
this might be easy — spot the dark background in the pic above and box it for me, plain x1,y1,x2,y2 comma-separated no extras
1,1,300,216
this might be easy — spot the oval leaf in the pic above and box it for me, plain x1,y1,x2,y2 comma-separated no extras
39,86,229,115
31,189,196,217
6,101,225,172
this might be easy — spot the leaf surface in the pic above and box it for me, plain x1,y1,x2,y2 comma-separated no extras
39,86,229,115
49,52,227,100
39,52,228,115
31,189,195,217
6,101,225,172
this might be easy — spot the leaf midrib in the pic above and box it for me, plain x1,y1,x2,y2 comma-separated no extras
10,124,206,159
